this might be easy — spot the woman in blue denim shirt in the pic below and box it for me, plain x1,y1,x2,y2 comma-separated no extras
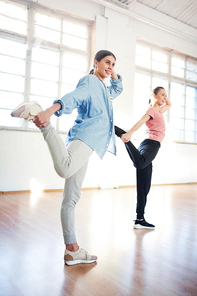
11,50,123,265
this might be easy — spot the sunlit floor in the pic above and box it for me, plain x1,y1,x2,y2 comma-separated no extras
0,184,197,296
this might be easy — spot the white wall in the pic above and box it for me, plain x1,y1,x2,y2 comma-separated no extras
1,0,197,192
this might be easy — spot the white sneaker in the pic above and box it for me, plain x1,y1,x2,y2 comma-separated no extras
11,101,42,121
64,248,98,266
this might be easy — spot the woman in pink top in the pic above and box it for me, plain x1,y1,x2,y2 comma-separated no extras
115,86,171,229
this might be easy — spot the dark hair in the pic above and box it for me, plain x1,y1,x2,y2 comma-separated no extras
153,86,164,95
89,50,116,74
149,86,165,107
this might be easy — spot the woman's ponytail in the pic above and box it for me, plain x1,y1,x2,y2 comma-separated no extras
89,69,94,74
148,92,153,107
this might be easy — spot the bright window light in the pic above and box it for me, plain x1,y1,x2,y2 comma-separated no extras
186,86,196,96
59,111,78,132
62,34,87,51
185,120,195,130
34,26,61,43
0,3,90,131
61,83,75,97
187,61,197,72
152,60,168,73
62,68,85,85
0,55,25,76
35,13,61,30
63,21,87,38
0,73,24,93
133,72,151,122
171,129,184,142
135,55,151,69
0,1,27,20
32,48,59,66
0,15,27,35
171,57,184,68
186,96,196,108
171,66,184,78
0,38,26,58
186,71,197,82
136,44,151,58
170,105,184,117
152,50,167,63
152,77,168,90
185,131,195,142
170,117,184,129
0,109,22,127
63,52,88,71
31,62,59,81
171,81,185,94
0,91,23,109
185,108,195,120
31,79,58,97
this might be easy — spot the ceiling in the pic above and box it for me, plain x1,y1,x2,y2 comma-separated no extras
102,0,197,29
136,0,197,29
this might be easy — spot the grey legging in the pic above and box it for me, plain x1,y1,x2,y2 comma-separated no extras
40,123,93,244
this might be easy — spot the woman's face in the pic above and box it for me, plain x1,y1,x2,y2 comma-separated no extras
94,55,116,80
154,88,167,106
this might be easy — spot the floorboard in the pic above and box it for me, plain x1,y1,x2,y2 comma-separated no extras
0,184,197,296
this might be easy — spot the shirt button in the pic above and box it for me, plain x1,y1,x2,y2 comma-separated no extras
109,132,111,134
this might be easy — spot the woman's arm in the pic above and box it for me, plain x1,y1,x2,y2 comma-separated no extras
121,114,151,143
33,103,61,127
34,76,90,127
108,71,123,99
161,97,172,114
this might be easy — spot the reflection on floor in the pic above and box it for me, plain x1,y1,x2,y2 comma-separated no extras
0,184,197,296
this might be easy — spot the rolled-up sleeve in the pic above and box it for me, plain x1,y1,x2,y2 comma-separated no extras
53,76,89,117
108,74,123,99
52,74,123,159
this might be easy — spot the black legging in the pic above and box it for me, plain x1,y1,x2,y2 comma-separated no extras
115,126,160,219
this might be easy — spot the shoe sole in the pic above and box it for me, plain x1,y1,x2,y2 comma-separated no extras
65,259,97,266
11,101,42,120
134,225,155,229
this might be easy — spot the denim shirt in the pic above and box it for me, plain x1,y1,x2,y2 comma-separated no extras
54,74,123,159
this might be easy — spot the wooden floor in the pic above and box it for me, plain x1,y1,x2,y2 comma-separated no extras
0,184,197,296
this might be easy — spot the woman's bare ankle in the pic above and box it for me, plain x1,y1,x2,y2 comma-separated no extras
66,243,79,252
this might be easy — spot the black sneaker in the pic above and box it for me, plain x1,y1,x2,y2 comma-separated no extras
133,219,155,229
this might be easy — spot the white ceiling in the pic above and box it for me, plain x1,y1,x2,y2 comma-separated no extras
136,0,197,29
100,0,197,29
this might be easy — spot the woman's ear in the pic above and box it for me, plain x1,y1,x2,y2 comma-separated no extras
93,59,98,68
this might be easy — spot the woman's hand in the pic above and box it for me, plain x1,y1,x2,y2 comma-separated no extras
111,70,118,80
33,109,51,127
165,97,171,106
161,97,172,113
33,102,62,127
121,131,133,143
120,114,150,143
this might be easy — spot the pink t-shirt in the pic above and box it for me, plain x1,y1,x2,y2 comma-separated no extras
145,107,165,143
